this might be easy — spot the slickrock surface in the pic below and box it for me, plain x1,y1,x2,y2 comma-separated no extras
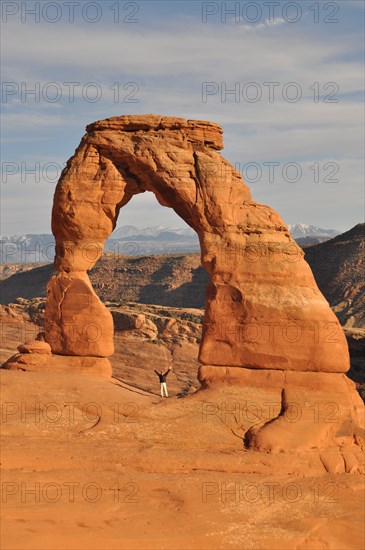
1,300,364,548
1,369,364,550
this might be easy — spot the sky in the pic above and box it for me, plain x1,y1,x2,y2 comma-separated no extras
1,0,364,235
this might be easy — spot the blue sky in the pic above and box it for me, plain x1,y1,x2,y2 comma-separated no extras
1,0,364,234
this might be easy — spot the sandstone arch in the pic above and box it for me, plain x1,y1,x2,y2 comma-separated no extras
45,115,350,376
4,115,363,456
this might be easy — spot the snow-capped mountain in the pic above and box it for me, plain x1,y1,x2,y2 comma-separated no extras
0,234,55,264
109,225,140,238
288,224,340,239
110,225,195,240
1,224,343,263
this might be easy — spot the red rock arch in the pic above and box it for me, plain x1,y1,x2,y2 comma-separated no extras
45,115,349,381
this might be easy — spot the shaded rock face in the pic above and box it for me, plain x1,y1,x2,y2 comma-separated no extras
45,114,349,376
304,223,365,328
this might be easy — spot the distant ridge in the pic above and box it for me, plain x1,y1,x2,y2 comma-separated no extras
0,254,207,308
305,223,364,327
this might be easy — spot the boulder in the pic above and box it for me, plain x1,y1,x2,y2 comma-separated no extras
17,340,52,355
3,353,111,377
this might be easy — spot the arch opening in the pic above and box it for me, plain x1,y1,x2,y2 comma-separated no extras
95,189,208,394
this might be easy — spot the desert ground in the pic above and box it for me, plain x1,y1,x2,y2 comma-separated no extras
1,303,364,550
2,367,365,550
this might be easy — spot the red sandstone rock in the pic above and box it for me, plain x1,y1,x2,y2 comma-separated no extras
3,353,111,377
46,115,349,375
199,365,364,453
17,340,51,354
45,272,114,356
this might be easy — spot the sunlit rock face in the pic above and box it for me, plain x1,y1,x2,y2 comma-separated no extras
45,115,348,375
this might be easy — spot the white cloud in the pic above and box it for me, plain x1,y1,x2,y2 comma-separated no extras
1,9,363,234
2,19,361,81
264,17,286,26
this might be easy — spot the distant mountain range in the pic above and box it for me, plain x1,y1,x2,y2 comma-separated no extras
0,224,341,263
111,225,195,239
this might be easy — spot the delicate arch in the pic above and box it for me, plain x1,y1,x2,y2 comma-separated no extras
44,115,349,379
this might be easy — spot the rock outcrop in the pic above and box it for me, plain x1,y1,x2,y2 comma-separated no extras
5,114,363,453
17,340,51,354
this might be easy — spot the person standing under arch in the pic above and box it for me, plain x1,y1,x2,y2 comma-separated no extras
154,367,172,398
